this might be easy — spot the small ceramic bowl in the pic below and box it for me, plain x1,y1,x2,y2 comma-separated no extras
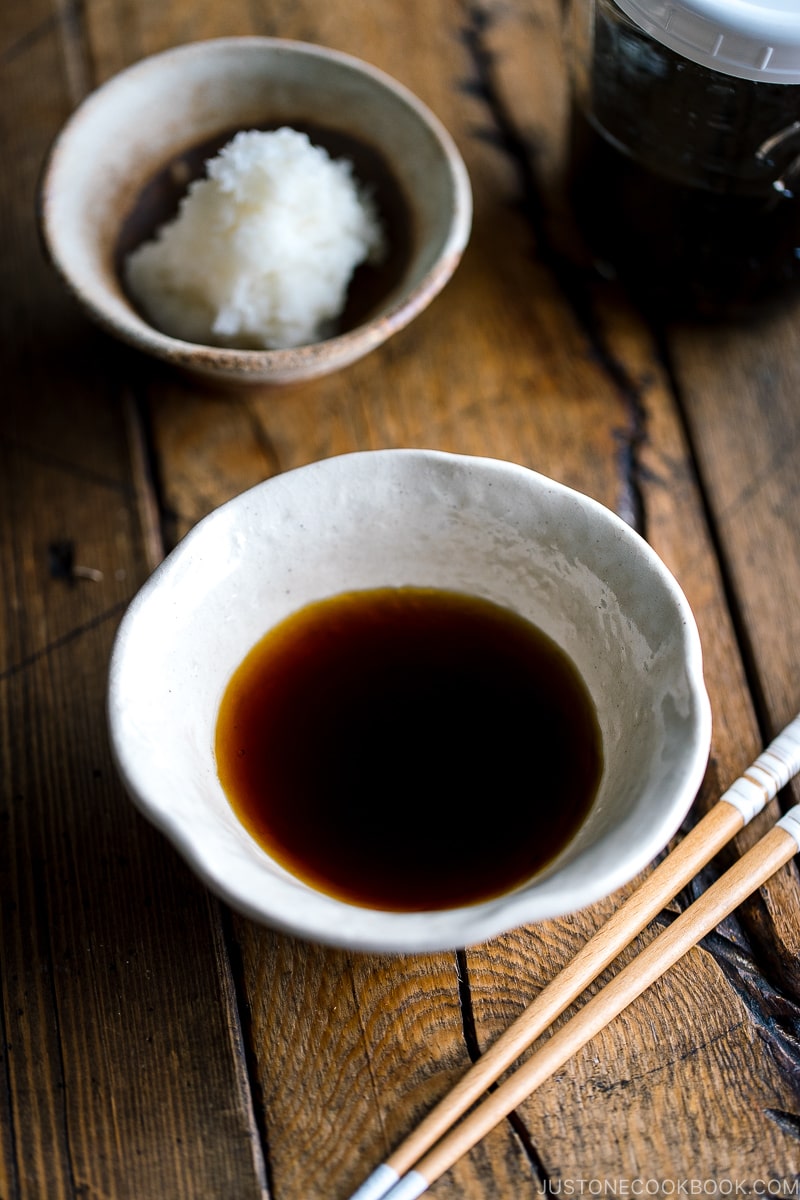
38,38,472,385
107,450,711,953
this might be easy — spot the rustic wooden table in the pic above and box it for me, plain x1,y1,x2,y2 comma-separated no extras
4,0,800,1196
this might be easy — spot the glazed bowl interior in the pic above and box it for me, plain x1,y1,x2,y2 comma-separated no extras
39,38,472,384
107,449,712,953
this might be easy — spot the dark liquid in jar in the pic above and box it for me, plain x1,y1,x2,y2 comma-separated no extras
215,587,603,912
566,3,800,321
568,109,800,321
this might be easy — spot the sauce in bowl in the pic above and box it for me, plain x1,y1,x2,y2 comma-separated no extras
215,586,603,912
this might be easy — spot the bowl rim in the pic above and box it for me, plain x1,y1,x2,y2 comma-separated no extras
38,36,473,378
106,448,713,953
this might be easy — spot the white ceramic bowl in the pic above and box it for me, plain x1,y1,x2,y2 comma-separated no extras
38,38,472,385
107,450,711,953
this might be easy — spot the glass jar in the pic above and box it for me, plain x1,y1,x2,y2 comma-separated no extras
566,0,800,320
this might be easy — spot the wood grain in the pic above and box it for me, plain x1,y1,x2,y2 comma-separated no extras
405,820,800,1194
3,0,800,1195
1,1,266,1195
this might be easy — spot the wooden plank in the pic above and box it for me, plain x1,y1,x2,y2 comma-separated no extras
665,305,800,999
23,0,800,1194
244,0,797,1191
669,307,800,733
0,2,266,1197
462,0,800,1183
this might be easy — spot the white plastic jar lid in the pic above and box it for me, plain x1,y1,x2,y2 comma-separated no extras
613,0,800,83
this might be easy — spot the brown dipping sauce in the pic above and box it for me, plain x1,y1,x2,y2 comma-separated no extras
215,587,603,912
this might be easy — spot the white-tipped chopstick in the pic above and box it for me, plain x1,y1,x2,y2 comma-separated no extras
378,803,800,1200
348,713,800,1200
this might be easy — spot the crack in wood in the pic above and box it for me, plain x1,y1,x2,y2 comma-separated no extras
0,433,133,496
455,946,553,1188
0,601,129,684
0,14,60,68
655,896,800,1100
459,1,648,537
652,338,776,741
587,1018,747,1096
121,389,172,569
50,0,91,108
215,906,273,1197
348,960,394,1157
765,1109,800,1144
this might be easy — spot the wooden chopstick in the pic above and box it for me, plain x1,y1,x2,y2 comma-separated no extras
347,713,800,1200
378,803,800,1200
